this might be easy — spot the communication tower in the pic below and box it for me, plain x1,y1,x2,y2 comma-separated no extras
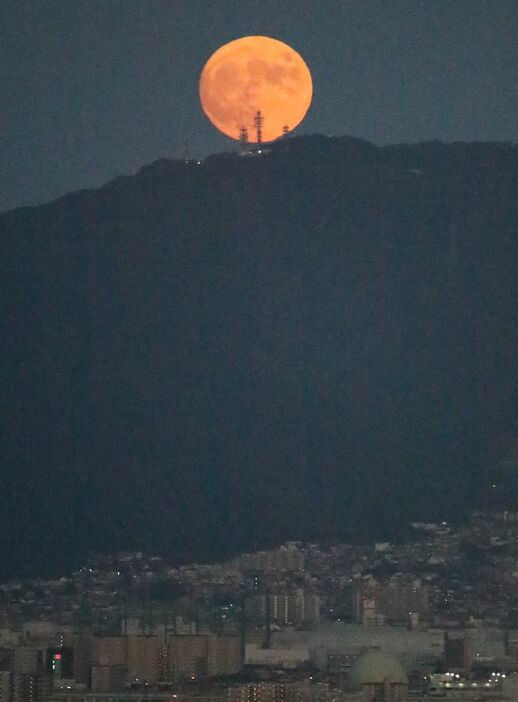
254,110,264,144
239,125,249,146
282,125,290,136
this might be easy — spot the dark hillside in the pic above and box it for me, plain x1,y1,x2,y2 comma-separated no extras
1,135,517,577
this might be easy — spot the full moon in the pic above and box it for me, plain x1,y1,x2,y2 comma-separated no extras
199,36,312,143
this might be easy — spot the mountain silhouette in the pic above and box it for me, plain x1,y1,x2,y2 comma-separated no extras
1,135,517,577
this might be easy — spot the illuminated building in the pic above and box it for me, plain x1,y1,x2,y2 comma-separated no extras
352,576,429,626
227,682,291,702
245,592,319,627
12,674,50,702
228,681,359,702
46,648,73,684
288,591,320,626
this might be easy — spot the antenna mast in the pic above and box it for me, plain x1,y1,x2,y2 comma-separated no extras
254,110,264,145
239,125,249,147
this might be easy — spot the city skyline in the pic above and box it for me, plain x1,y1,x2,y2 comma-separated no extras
1,511,518,700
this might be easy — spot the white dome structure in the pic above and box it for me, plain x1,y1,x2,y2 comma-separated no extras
349,649,407,702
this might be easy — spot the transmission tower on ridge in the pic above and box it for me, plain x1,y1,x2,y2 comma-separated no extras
239,125,249,147
254,110,264,144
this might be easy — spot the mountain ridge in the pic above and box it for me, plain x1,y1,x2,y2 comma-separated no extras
1,134,517,578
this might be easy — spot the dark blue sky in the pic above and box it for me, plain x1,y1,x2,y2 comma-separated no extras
1,0,517,211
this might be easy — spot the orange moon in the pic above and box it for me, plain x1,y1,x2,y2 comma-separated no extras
199,36,312,143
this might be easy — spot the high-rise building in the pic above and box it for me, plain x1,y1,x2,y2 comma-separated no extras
352,576,428,626
64,634,92,686
46,647,73,683
12,674,50,702
269,595,289,626
288,593,305,625
379,576,429,625
245,595,267,624
227,681,339,702
166,635,240,681
167,635,208,681
245,593,319,628
302,594,320,626
126,636,159,684
0,671,12,702
92,637,126,667
227,682,290,702
444,630,473,673
0,651,13,673
90,665,126,693
352,579,381,625
13,649,44,677
207,635,240,677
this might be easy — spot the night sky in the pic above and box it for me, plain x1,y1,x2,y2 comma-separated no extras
1,0,517,212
